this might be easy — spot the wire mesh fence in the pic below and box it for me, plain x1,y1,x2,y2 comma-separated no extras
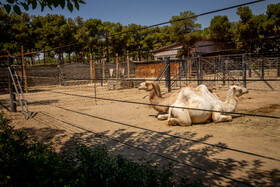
1,51,279,95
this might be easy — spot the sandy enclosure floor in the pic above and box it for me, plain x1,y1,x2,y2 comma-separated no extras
1,80,280,186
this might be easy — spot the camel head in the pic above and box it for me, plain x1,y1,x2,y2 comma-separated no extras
138,81,154,91
230,85,249,97
138,81,162,98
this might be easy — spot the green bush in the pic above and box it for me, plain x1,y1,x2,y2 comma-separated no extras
251,63,258,70
0,112,201,186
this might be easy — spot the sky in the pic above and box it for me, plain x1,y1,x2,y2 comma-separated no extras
26,0,280,28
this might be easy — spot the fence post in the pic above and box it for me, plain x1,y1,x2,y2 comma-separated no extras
197,56,203,85
90,53,93,83
58,65,64,86
100,65,103,87
93,61,96,81
185,58,188,85
102,55,105,81
8,57,17,112
248,56,252,77
216,56,220,85
127,52,130,78
242,54,247,88
261,57,265,79
221,56,225,86
277,57,280,77
21,45,28,93
116,53,119,79
165,57,171,92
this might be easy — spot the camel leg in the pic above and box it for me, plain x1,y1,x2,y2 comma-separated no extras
212,112,232,123
157,114,169,120
167,108,192,126
167,116,192,126
167,118,183,126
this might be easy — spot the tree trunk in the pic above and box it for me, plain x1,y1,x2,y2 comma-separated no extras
68,52,71,63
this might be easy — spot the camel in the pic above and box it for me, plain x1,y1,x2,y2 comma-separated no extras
138,81,181,120
138,81,215,120
167,85,248,126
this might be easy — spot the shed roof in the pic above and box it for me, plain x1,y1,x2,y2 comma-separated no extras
152,43,183,53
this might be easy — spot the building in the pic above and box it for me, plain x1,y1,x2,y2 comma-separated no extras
153,40,234,59
153,43,183,60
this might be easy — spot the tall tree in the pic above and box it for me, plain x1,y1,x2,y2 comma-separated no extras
208,15,232,41
235,6,258,52
170,11,201,57
170,11,201,41
266,3,280,35
0,7,13,55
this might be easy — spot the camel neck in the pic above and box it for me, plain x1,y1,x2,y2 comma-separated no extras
149,90,161,104
224,89,238,112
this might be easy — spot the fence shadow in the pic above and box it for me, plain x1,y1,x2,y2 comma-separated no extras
36,125,277,186
28,99,59,106
19,127,65,143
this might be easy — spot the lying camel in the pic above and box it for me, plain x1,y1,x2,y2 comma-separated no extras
138,81,215,120
167,85,248,126
138,81,181,119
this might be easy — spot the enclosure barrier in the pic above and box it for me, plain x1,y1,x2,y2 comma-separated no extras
1,1,279,185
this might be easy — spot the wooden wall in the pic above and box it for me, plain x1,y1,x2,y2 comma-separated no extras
135,62,180,78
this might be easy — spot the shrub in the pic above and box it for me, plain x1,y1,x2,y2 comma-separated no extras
0,112,202,186
251,63,258,70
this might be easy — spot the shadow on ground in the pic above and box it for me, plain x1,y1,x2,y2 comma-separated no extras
19,123,280,186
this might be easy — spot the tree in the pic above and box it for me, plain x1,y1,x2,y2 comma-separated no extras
208,15,232,41
237,6,253,23
257,3,280,53
60,18,78,62
235,6,258,51
170,11,201,42
1,0,85,15
0,7,13,55
122,24,142,60
110,22,126,56
266,3,280,35
169,11,201,57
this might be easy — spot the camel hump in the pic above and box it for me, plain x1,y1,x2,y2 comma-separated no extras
180,87,195,99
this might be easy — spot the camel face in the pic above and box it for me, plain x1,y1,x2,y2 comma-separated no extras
138,81,153,91
231,86,249,97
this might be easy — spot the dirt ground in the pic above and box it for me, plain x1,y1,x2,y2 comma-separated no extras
0,80,280,186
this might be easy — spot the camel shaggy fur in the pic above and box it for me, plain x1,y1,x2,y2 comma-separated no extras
167,85,248,126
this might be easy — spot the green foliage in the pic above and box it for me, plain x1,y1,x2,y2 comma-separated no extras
208,15,232,41
0,112,202,186
0,2,279,59
1,0,86,15
233,4,280,52
237,7,253,23
170,11,201,42
252,63,258,70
